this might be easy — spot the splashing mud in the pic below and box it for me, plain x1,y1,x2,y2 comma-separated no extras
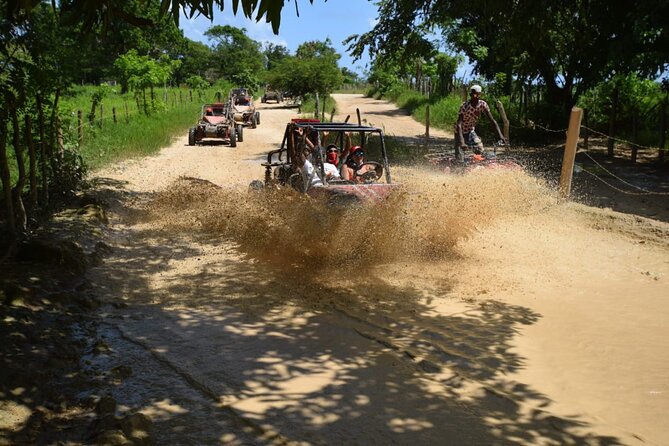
147,167,557,271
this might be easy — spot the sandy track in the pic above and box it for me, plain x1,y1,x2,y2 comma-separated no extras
89,95,669,445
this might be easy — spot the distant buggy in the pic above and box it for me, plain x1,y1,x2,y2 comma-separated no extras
230,88,260,128
188,103,243,147
261,87,283,103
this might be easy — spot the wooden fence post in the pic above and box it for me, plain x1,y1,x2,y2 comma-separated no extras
495,100,510,145
314,93,320,119
607,87,618,157
321,101,326,121
631,108,639,163
57,117,64,157
559,107,583,199
659,98,666,162
77,110,83,145
112,107,117,124
425,105,430,147
583,108,589,151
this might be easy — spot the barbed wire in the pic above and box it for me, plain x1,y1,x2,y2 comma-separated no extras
576,150,669,196
580,125,662,151
483,120,667,196
577,168,669,196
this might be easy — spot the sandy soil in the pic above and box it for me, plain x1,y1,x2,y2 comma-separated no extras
25,94,668,444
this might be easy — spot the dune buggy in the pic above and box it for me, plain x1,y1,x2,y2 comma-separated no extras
253,120,400,204
230,88,260,128
188,103,243,147
261,87,282,103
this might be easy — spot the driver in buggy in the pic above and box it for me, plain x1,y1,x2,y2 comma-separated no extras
341,146,379,183
455,84,506,163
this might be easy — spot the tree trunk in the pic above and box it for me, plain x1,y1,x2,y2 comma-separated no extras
631,108,639,163
25,114,38,212
607,87,618,157
660,98,667,162
36,94,49,205
0,107,16,238
48,88,61,177
11,108,27,232
89,100,97,125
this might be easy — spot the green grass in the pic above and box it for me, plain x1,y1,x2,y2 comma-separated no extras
4,86,220,183
376,85,463,133
76,104,200,169
59,86,219,169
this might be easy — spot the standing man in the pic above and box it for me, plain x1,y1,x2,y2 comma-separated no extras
455,84,506,162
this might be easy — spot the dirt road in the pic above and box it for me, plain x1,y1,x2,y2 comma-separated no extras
87,94,669,445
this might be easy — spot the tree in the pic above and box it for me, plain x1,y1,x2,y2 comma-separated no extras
266,39,343,97
173,39,215,85
263,42,290,71
114,50,180,113
204,25,264,81
348,0,669,124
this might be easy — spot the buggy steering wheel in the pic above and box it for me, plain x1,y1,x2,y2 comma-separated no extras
355,162,383,183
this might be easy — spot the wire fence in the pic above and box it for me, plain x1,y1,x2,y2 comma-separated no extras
67,89,202,145
474,115,669,196
545,123,668,196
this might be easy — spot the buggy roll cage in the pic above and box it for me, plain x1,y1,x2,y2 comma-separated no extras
262,121,393,186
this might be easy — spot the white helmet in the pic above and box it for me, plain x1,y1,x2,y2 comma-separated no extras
470,84,482,93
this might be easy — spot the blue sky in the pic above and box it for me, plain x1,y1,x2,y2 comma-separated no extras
179,0,379,76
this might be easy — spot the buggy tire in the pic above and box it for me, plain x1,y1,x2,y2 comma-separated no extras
236,124,244,142
230,126,237,148
255,112,260,126
251,114,257,129
188,127,196,146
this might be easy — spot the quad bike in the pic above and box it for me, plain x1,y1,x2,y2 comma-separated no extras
425,140,522,174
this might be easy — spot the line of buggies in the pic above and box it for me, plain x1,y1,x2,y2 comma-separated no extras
187,87,261,147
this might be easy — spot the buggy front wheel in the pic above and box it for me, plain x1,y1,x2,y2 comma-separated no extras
229,126,237,147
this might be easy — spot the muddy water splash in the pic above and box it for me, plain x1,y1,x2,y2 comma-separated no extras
148,167,556,271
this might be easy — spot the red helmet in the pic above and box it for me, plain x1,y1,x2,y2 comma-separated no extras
350,146,364,156
206,107,213,113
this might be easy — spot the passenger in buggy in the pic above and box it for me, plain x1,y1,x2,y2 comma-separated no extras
324,145,341,180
